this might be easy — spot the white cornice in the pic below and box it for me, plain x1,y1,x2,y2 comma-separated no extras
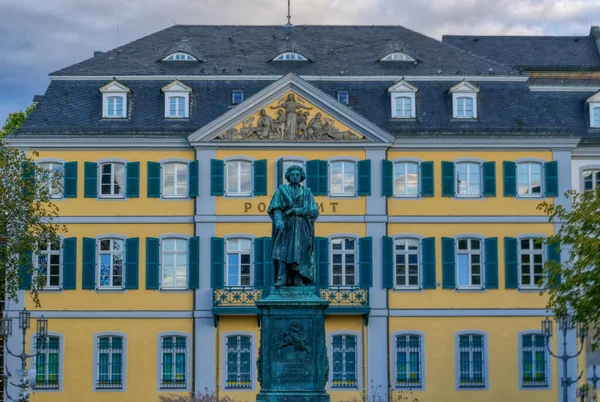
572,147,600,157
393,137,581,149
530,86,600,92
5,136,191,149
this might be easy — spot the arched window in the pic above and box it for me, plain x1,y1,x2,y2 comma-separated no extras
226,238,252,286
394,333,424,389
394,238,419,287
94,334,125,390
330,238,357,287
518,238,543,288
99,162,126,197
381,52,415,62
331,334,358,388
34,334,61,389
161,238,188,289
162,162,188,198
226,160,252,196
273,52,307,61
159,334,188,389
330,161,356,196
36,239,62,289
98,238,124,288
225,334,253,389
163,52,197,61
456,238,482,288
455,161,482,197
456,332,487,389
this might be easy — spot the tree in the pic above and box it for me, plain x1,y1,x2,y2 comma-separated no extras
1,106,65,306
1,104,35,137
538,188,600,344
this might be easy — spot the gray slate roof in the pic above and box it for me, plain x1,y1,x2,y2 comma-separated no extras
443,28,600,70
51,25,516,77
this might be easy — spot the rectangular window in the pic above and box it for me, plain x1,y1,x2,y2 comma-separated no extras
168,96,186,117
517,162,542,196
337,91,349,105
592,106,600,127
231,91,244,105
458,334,485,388
160,336,187,389
226,239,252,286
226,335,252,389
583,169,600,191
394,162,419,196
394,239,419,287
521,334,548,387
456,239,482,288
99,163,125,197
331,238,356,287
395,97,413,118
37,240,61,288
330,161,356,196
226,161,252,196
331,334,357,388
519,238,543,287
96,336,123,389
396,334,422,388
162,239,187,288
456,162,481,196
456,97,474,118
35,336,60,389
37,162,64,198
107,96,124,118
163,162,188,197
98,239,124,288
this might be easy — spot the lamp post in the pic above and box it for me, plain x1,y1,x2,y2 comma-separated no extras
1,309,49,402
542,315,587,402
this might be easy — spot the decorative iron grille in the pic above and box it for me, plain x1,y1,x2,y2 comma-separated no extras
320,287,369,307
214,287,263,307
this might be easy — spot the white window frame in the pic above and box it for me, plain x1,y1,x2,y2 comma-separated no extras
157,332,190,390
330,237,358,288
388,80,418,119
518,237,544,289
393,238,420,289
166,96,186,118
337,91,349,105
329,160,357,197
329,332,360,390
273,52,307,61
455,331,488,390
162,81,192,119
591,104,600,128
381,52,415,62
163,52,197,61
393,331,425,390
225,238,253,287
393,161,420,197
162,162,189,198
516,161,543,197
455,161,482,197
456,237,484,289
231,90,244,105
35,239,62,290
226,160,253,196
582,168,600,191
161,238,188,290
98,162,126,198
450,81,479,119
97,238,125,290
93,332,127,391
36,161,64,199
100,81,130,119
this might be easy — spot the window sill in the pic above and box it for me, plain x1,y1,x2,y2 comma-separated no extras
455,287,486,293
101,117,128,120
328,193,360,199
159,287,190,292
95,287,126,293
516,195,544,199
392,194,420,199
518,286,541,293
454,195,484,199
393,286,422,292
33,387,62,392
165,117,189,120
161,196,190,200
224,193,254,198
451,117,478,121
97,196,127,201
40,287,63,292
94,387,125,392
390,117,417,121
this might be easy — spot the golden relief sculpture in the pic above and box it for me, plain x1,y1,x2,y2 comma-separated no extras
216,93,364,141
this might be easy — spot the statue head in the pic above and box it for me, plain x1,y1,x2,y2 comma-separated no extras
315,112,322,119
259,109,267,116
287,93,295,101
285,165,306,184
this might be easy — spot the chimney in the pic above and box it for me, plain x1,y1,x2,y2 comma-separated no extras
93,51,103,57
591,26,600,55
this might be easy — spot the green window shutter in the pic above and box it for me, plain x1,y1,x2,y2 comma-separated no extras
126,162,140,198
484,237,498,289
62,237,77,290
441,237,456,289
315,237,329,289
544,161,558,197
357,160,371,196
147,162,161,198
188,160,199,198
145,237,160,290
359,237,373,289
21,161,35,199
503,161,517,197
262,237,273,296
63,162,78,198
382,236,394,289
211,237,225,288
253,159,268,196
254,238,264,288
441,161,455,197
18,250,32,290
276,159,284,188
382,160,393,197
420,161,434,197
125,238,139,290
82,238,96,290
188,236,200,289
318,160,328,196
547,243,561,287
421,237,436,289
482,162,496,197
504,237,518,289
306,160,328,196
83,162,98,198
210,159,224,196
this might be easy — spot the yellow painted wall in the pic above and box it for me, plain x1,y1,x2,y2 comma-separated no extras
215,149,367,216
387,150,553,216
387,223,553,309
27,223,194,311
389,316,559,402
30,318,192,402
32,150,195,216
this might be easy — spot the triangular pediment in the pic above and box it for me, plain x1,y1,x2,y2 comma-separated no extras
449,81,480,93
99,80,130,93
587,91,600,103
161,80,192,93
388,80,418,93
189,74,393,144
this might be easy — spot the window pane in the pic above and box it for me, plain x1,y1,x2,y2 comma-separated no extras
240,162,251,194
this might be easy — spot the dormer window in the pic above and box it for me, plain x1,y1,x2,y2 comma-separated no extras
587,92,600,128
388,80,418,119
381,52,415,62
450,81,480,119
273,52,307,61
99,80,130,119
162,80,192,119
163,52,197,61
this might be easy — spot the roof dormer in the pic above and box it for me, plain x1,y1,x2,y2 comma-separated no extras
162,80,193,119
388,80,418,119
273,52,308,62
99,80,130,119
162,52,197,61
587,91,600,128
381,52,415,62
450,81,480,119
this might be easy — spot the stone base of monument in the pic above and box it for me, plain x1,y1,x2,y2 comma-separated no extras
256,286,330,402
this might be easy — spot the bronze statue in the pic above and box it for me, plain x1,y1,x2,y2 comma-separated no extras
267,165,319,286
270,93,312,138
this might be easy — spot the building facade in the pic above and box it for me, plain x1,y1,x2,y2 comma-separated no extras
6,25,600,402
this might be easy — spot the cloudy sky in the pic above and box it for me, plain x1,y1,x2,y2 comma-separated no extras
1,0,599,124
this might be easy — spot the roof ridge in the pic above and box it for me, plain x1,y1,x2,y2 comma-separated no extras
443,34,593,39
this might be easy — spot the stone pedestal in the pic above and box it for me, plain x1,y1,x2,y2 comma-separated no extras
256,286,330,402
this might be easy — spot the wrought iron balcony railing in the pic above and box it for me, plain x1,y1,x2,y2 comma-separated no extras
213,287,263,307
320,287,369,308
